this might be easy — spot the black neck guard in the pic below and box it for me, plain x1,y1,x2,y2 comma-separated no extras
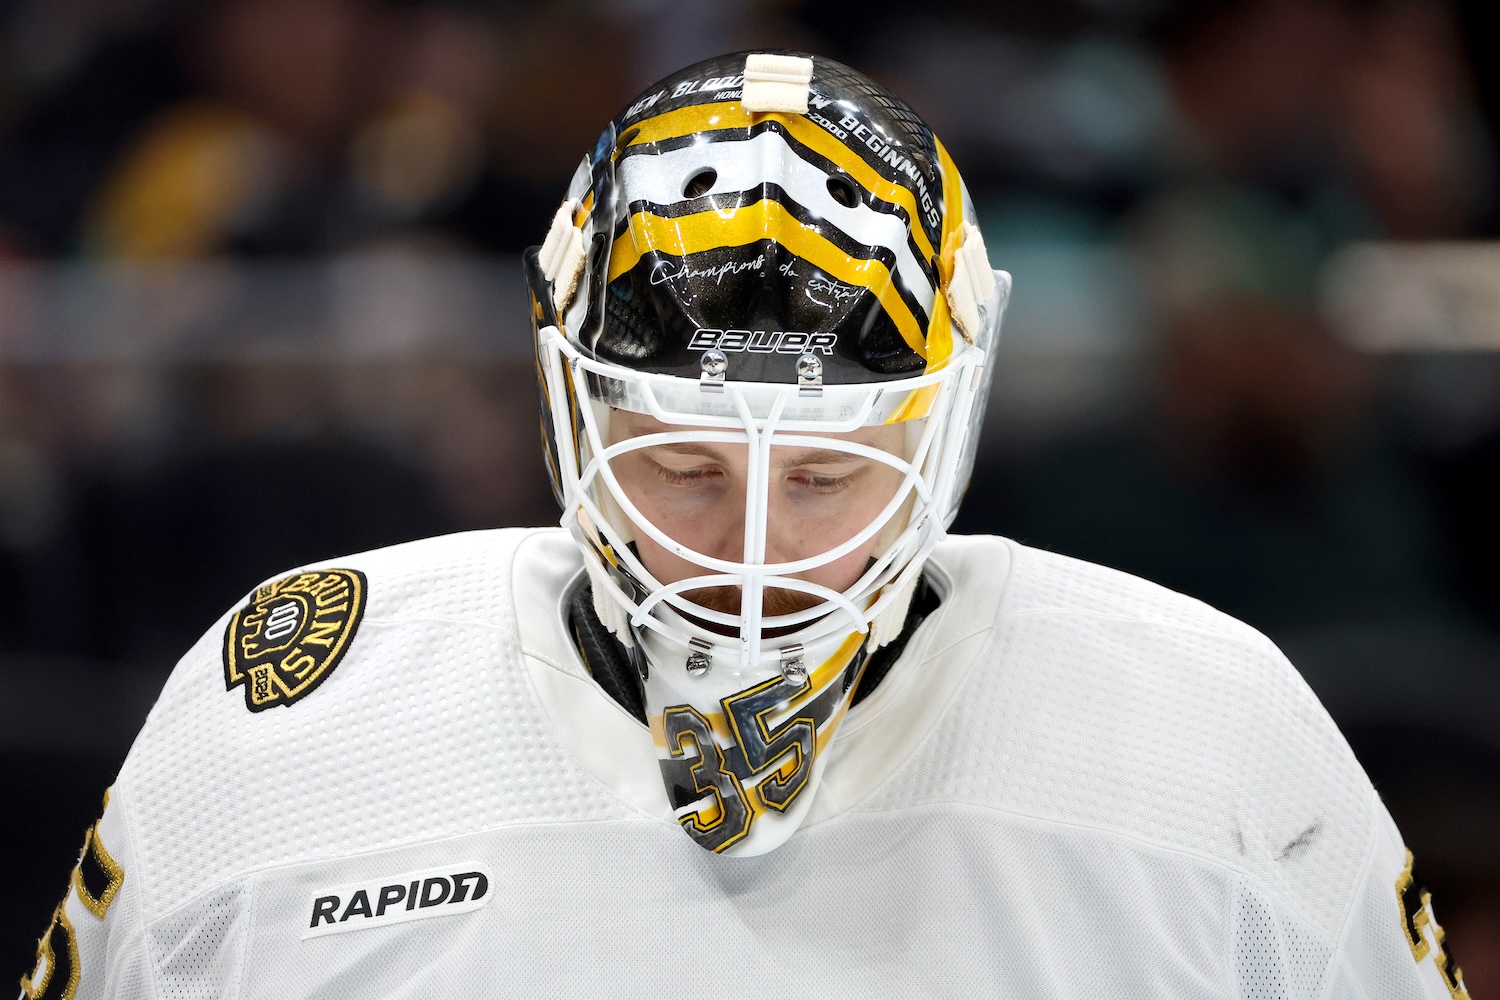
565,576,942,725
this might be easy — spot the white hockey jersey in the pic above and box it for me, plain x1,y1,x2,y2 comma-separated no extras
21,528,1469,998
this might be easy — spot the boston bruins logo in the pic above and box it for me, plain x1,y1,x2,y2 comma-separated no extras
223,569,367,711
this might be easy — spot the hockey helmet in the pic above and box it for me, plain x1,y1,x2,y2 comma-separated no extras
528,52,1010,856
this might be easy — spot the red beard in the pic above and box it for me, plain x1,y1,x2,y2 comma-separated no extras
684,585,823,618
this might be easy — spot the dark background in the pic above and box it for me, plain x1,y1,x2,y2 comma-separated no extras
3,0,1498,987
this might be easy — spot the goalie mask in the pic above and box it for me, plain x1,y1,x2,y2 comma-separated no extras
528,52,1010,856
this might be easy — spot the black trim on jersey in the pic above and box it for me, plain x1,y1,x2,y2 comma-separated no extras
564,574,940,725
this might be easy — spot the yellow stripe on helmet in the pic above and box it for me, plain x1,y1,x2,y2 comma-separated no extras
925,136,967,373
572,189,596,228
607,228,640,283
624,101,939,265
609,199,927,357
884,382,940,424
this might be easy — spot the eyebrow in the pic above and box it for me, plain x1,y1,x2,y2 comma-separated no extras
777,449,864,469
644,442,867,468
648,442,728,460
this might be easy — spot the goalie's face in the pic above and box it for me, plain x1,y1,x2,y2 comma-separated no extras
609,411,908,619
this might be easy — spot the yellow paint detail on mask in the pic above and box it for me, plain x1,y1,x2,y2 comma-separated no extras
573,190,595,228
608,200,925,357
927,137,967,373
623,101,940,265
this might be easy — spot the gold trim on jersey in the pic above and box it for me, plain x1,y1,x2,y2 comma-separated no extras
1431,920,1471,1000
1396,849,1472,999
21,902,80,1000
23,788,124,1000
71,822,124,920
1396,850,1432,962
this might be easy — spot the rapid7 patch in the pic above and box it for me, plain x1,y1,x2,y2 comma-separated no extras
303,866,492,939
224,569,367,711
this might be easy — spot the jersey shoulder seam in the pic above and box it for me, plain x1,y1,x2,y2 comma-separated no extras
103,788,165,999
999,605,1275,649
852,796,1355,948
1315,787,1383,1000
852,797,1292,887
134,813,659,931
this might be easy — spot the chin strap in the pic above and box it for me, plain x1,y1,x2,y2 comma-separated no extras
584,555,635,648
865,570,920,650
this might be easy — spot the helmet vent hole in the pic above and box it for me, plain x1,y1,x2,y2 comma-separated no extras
827,176,859,207
683,169,717,199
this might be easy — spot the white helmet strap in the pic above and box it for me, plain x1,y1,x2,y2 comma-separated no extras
867,571,920,650
585,555,635,648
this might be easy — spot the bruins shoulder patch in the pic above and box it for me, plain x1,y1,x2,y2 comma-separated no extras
223,569,367,711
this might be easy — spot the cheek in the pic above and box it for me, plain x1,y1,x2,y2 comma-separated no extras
614,456,731,521
783,466,904,544
627,494,742,585
803,541,879,593
633,532,688,585
787,467,907,591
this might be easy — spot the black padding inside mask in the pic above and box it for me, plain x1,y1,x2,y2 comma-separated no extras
567,583,647,722
852,573,942,706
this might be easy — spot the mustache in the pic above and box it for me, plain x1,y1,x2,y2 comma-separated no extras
684,585,824,618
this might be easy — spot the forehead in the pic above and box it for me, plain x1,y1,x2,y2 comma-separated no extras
612,410,902,452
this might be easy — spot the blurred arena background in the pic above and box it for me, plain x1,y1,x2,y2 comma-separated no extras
2,0,1497,983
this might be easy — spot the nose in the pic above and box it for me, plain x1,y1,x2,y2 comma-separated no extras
760,490,811,567
681,485,802,569
688,497,746,567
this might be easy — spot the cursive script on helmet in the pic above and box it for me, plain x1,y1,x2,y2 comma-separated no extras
651,256,766,286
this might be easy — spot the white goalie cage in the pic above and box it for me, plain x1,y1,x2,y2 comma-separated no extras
537,323,993,671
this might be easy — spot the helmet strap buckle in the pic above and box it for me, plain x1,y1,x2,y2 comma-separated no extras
780,644,807,681
699,350,727,392
796,353,823,397
686,637,714,676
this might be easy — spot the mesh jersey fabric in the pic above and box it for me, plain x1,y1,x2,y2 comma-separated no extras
30,527,1464,998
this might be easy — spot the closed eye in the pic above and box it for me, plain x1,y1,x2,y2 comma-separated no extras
787,469,856,494
655,464,722,486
